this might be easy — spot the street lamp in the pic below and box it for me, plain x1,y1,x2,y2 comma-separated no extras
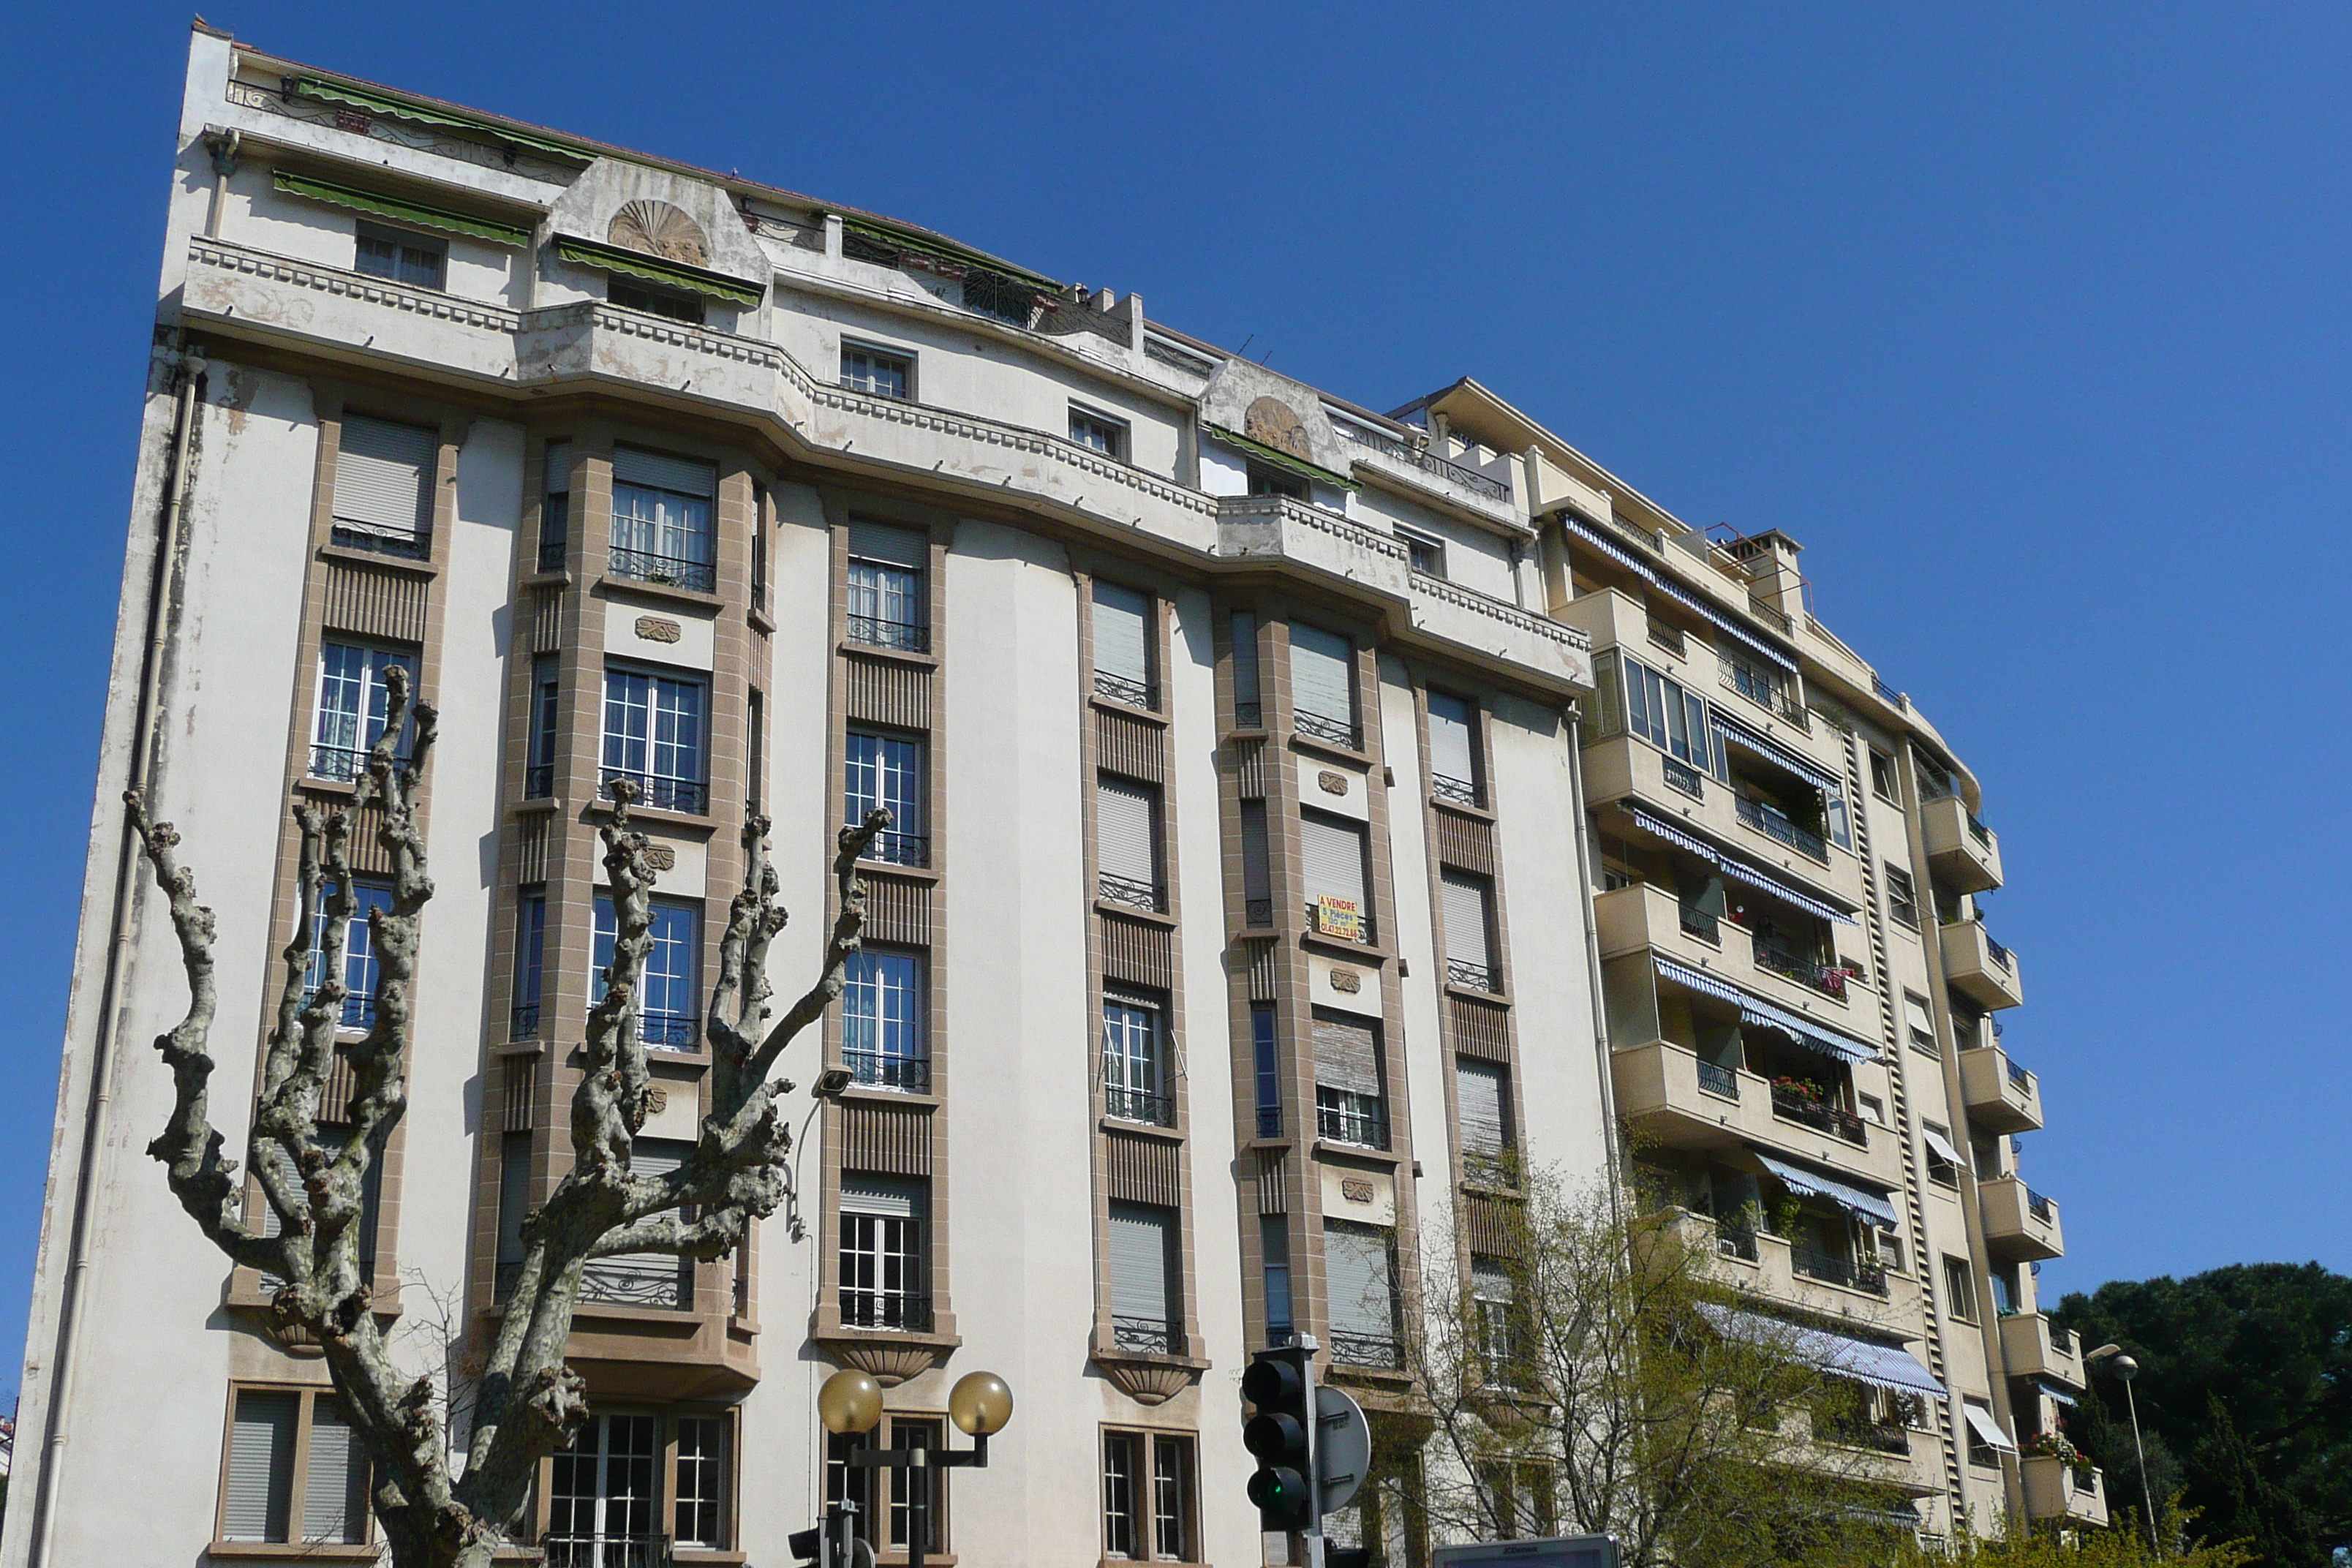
2087,1343,2160,1558
808,1367,1014,1568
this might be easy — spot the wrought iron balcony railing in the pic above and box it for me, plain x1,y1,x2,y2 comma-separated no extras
541,1534,672,1568
637,1011,700,1050
1715,1222,1760,1262
846,612,930,653
857,828,930,868
1697,1060,1739,1099
844,1049,930,1093
331,525,429,561
1105,1085,1175,1128
1330,1326,1403,1368
579,1255,691,1311
1661,755,1705,799
1431,772,1481,808
310,742,404,783
1791,1245,1888,1296
1092,670,1156,709
1770,1085,1866,1145
1098,874,1164,913
1294,709,1362,750
1752,943,1850,999
1447,958,1501,993
1112,1315,1180,1354
535,536,566,574
1317,1103,1390,1151
510,1003,541,1041
1679,905,1720,943
1234,701,1264,728
607,543,716,594
1256,1103,1284,1139
524,762,554,799
841,1290,933,1333
602,769,708,815
1736,795,1828,862
1243,897,1274,928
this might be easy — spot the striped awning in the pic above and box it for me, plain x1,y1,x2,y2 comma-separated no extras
1755,1154,1899,1228
1710,709,1847,796
1699,1304,1941,1397
1651,955,1877,1064
1620,805,1856,924
1562,516,1799,672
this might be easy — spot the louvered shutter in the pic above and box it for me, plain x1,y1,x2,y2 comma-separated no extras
1289,624,1354,726
1094,583,1151,689
841,1177,926,1218
1300,814,1367,909
1324,1221,1394,1339
1107,1202,1177,1327
302,1402,369,1545
848,521,927,566
1443,871,1493,969
1428,693,1477,784
1096,779,1158,888
543,441,572,495
224,1389,297,1541
1239,801,1271,903
613,448,717,497
1457,1060,1509,1159
1313,1015,1382,1098
1230,611,1260,709
332,415,435,541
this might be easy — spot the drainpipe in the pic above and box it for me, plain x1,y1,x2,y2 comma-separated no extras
200,129,239,238
1562,701,1625,1215
27,344,205,1568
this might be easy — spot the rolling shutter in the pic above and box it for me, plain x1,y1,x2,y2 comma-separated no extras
1096,779,1158,887
1428,693,1477,784
1324,1221,1395,1339
1442,871,1493,969
1300,813,1367,908
1456,1060,1509,1159
332,415,435,542
1289,624,1354,725
543,441,571,495
223,1389,297,1542
1107,1202,1178,1327
301,1402,369,1545
848,521,927,566
1313,1015,1382,1098
841,1177,926,1218
582,1140,690,1303
1094,583,1151,687
613,447,716,497
1230,611,1260,708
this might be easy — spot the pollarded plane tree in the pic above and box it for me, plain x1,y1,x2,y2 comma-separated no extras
127,667,886,1568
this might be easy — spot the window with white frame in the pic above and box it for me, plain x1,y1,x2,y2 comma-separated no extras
673,1416,731,1549
1070,404,1128,459
1886,865,1921,929
845,521,928,651
846,728,927,866
312,641,416,781
1426,690,1481,806
219,1385,372,1547
354,223,444,290
550,1410,728,1557
592,894,702,1048
1398,526,1447,578
601,664,708,813
608,448,717,592
841,948,927,1091
1101,992,1172,1127
306,878,395,1032
1102,1429,1196,1562
1313,1012,1387,1150
512,889,546,1039
839,1177,928,1330
840,342,913,400
331,414,436,559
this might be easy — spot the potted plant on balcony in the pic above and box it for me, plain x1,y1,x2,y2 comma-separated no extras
2023,1429,2097,1482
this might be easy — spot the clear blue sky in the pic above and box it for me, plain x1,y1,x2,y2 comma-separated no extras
2,3,2344,1397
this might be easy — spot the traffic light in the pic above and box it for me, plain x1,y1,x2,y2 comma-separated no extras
1242,1347,1317,1531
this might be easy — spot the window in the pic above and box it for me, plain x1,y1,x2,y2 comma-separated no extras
1102,993,1172,1126
1858,1093,1885,1126
608,276,704,324
674,1416,730,1550
1246,461,1308,501
845,521,929,650
1289,623,1359,747
1442,870,1499,992
1886,866,1920,929
1261,1214,1293,1342
1869,747,1898,801
1107,1201,1182,1353
1251,1003,1281,1137
592,895,702,1047
1962,1399,2009,1471
1722,648,1797,721
1944,1256,1978,1322
747,687,765,813
1300,811,1371,941
1923,1121,1964,1186
538,441,571,573
312,641,416,780
1097,777,1162,910
496,1131,531,1301
354,224,445,290
1093,581,1156,707
578,1139,693,1308
839,1177,928,1330
332,413,436,559
527,654,560,797
1481,1460,1558,1542
306,878,395,1031
841,949,927,1090
1324,1220,1401,1367
1229,609,1262,726
609,448,717,592
550,1411,725,1560
1621,654,1714,777
1070,405,1128,459
1456,1059,1513,1180
1472,1257,1520,1382
1399,527,1447,578
1427,690,1480,805
601,664,708,813
886,1418,945,1554
1904,992,1939,1057
840,342,913,399
845,728,927,866
1103,1431,1196,1561
1916,755,1955,802
219,1385,371,1546
512,891,546,1039
1314,1013,1387,1149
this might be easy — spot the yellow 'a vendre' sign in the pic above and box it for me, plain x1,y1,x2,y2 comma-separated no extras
1314,895,1362,941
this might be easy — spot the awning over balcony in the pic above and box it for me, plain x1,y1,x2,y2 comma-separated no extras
1698,1304,1941,1397
1622,805,1857,924
1754,1154,1899,1228
1561,516,1798,672
2039,1379,2079,1408
1711,709,1846,796
1654,955,1877,1065
1964,1403,2019,1453
1921,1126,1968,1168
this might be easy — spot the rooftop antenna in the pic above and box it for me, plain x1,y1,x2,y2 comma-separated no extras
1236,333,1255,358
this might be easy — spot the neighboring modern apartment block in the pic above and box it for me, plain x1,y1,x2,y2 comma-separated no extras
4,24,2089,1567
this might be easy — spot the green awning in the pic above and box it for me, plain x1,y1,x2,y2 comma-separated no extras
554,236,764,308
292,78,592,163
273,170,532,249
841,219,1058,290
1205,425,1357,491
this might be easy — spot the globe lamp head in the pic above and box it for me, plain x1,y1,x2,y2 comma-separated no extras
818,1368,884,1435
948,1371,1014,1436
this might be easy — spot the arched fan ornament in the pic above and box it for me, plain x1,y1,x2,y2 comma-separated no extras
608,200,709,267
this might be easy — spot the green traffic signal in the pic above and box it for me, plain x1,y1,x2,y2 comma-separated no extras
1248,1464,1311,1526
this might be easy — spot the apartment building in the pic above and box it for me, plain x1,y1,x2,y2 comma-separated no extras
7,25,2084,1568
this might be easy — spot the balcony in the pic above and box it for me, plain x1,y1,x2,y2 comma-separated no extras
1940,919,2024,1011
1923,794,2004,893
1330,416,1520,525
1980,1175,2065,1261
1999,1312,2087,1390
1959,1044,2043,1134
1611,1041,1901,1190
1737,794,1827,863
1660,1209,1923,1338
1596,882,1871,1030
608,541,716,595
2022,1458,2109,1528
